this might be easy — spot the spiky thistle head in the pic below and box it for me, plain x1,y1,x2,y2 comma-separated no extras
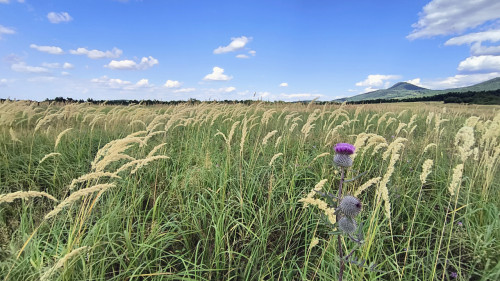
339,195,362,218
334,143,355,167
338,216,357,234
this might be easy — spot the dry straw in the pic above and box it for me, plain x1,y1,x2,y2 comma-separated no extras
44,183,115,220
0,191,58,204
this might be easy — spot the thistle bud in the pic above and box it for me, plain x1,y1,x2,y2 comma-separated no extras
339,195,362,218
338,216,357,234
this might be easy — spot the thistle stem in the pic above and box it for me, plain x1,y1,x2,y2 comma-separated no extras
338,166,345,281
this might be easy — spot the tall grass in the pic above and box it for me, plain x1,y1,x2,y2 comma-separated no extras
0,100,499,280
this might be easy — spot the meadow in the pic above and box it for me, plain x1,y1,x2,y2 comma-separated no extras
0,100,499,280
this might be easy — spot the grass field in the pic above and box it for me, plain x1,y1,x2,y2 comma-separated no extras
0,100,499,280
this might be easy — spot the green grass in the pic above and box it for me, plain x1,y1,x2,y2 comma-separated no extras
0,101,499,280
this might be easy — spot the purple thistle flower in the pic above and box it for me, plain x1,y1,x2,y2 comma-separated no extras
335,143,355,155
450,272,457,278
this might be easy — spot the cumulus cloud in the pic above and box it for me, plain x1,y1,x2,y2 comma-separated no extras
279,82,288,87
405,78,425,87
236,54,249,59
69,47,122,59
249,50,256,56
422,72,500,89
408,0,500,39
105,56,158,70
445,29,500,45
11,62,50,73
355,74,401,88
47,12,73,24
213,36,251,54
164,80,181,88
203,66,232,81
470,43,500,56
0,25,15,39
91,76,150,90
173,88,196,93
457,55,500,72
63,62,74,69
41,62,74,69
30,44,64,54
207,87,236,93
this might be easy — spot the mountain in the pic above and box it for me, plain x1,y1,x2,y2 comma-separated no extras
339,77,500,102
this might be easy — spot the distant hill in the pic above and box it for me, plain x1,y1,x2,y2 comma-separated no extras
339,77,500,102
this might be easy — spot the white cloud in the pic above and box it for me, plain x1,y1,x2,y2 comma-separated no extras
249,50,256,56
91,76,150,90
445,29,500,45
279,93,324,100
203,66,232,81
69,47,122,59
11,62,50,73
164,80,181,88
47,12,73,24
457,55,500,72
236,54,249,59
0,0,25,3
0,78,7,87
63,62,74,69
422,72,500,89
405,78,425,87
0,25,15,39
213,36,251,54
173,88,196,93
105,56,158,70
355,74,401,88
30,44,64,54
61,71,70,76
470,43,500,56
408,0,500,39
279,82,288,87
207,87,236,93
41,62,60,68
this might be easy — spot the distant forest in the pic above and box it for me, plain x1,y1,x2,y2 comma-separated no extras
2,89,500,105
345,89,500,105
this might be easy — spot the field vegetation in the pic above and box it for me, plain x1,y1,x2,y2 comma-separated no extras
0,100,499,280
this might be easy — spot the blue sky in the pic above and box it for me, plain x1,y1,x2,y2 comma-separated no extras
1,0,500,101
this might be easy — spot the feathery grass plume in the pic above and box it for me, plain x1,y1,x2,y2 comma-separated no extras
142,130,166,147
352,133,372,159
382,137,407,160
39,246,89,281
448,164,464,196
227,120,241,148
269,153,283,167
131,156,170,174
407,114,418,128
39,152,61,164
473,147,479,161
465,116,480,127
301,109,321,140
397,109,408,118
312,152,330,162
299,197,336,224
426,111,434,126
367,113,379,124
261,109,276,125
420,159,433,185
274,135,283,148
0,191,58,204
354,177,381,197
408,124,418,136
385,117,397,128
283,112,299,127
93,154,135,172
454,126,475,162
423,143,436,154
371,143,388,156
302,179,328,206
69,172,121,190
9,127,21,143
377,112,393,129
91,137,145,170
309,237,320,250
54,128,73,150
289,122,298,132
395,122,407,135
45,183,115,220
377,152,400,220
214,130,228,143
147,143,168,157
34,112,64,132
129,119,147,128
262,130,278,145
240,117,248,154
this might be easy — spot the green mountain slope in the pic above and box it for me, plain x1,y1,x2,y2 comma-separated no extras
339,77,500,102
